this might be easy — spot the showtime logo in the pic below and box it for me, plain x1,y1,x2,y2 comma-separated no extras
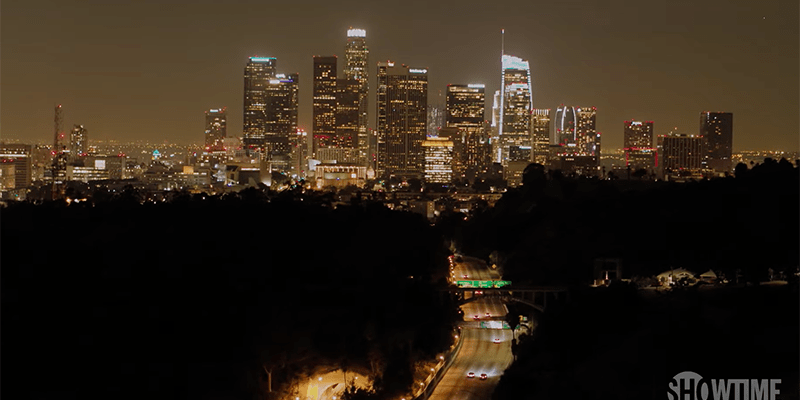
668,371,782,400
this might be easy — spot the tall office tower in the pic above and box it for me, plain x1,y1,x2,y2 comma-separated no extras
291,128,309,178
335,78,360,150
422,137,454,183
623,120,655,170
446,84,486,179
499,55,533,167
69,124,88,164
0,143,32,190
700,111,733,174
576,107,598,157
376,62,428,178
313,56,338,155
555,106,598,156
531,109,551,165
264,72,299,166
204,108,227,152
490,90,501,163
659,133,706,177
555,105,577,147
428,105,446,136
344,28,369,164
553,106,599,174
243,56,278,154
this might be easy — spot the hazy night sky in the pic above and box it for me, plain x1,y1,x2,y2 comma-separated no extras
2,0,798,150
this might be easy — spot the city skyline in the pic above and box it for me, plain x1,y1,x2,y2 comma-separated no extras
2,0,798,152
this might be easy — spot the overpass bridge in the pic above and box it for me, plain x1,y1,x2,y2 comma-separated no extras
440,286,571,313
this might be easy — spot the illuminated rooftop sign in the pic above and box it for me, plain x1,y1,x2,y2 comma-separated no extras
631,121,642,126
347,28,366,37
468,84,485,88
409,68,427,74
250,57,276,62
269,79,281,84
275,73,286,78
502,55,530,70
209,109,220,113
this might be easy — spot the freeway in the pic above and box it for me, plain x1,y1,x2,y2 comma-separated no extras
450,255,501,283
429,257,514,400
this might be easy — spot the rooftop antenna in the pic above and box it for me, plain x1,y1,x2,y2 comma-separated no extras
501,28,505,57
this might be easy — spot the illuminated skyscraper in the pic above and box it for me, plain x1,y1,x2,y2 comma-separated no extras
422,137,454,183
446,84,487,179
555,105,576,147
335,78,360,150
313,56,338,155
69,124,88,164
204,108,227,152
242,56,298,172
499,55,533,167
376,62,427,178
344,28,369,164
553,106,599,174
700,111,733,174
531,109,551,166
623,120,655,170
576,107,598,157
659,132,706,179
243,56,277,153
490,90,501,163
262,73,298,172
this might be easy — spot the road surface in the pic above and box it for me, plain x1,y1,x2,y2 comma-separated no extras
430,257,513,400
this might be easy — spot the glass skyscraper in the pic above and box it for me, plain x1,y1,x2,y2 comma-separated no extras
242,56,298,170
344,28,369,165
499,55,533,167
376,62,428,178
446,84,487,179
700,111,733,174
204,108,227,152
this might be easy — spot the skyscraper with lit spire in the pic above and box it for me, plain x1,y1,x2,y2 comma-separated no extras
499,54,534,167
344,28,369,165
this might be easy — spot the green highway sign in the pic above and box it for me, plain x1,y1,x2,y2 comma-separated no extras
456,280,512,288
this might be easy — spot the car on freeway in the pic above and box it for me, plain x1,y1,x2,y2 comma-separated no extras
493,338,501,343
473,315,480,320
475,290,483,295
463,274,469,279
480,373,487,380
485,312,491,317
467,372,475,378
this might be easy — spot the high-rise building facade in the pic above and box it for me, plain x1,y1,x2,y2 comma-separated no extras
553,106,599,174
659,133,706,176
531,109,551,166
555,105,577,147
0,143,32,190
499,55,533,167
623,120,655,170
422,137,454,184
204,108,227,152
700,112,733,174
490,90,501,163
243,57,277,153
313,56,338,154
446,84,486,179
335,78,360,151
376,62,428,178
242,56,298,172
344,28,369,164
69,125,88,164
